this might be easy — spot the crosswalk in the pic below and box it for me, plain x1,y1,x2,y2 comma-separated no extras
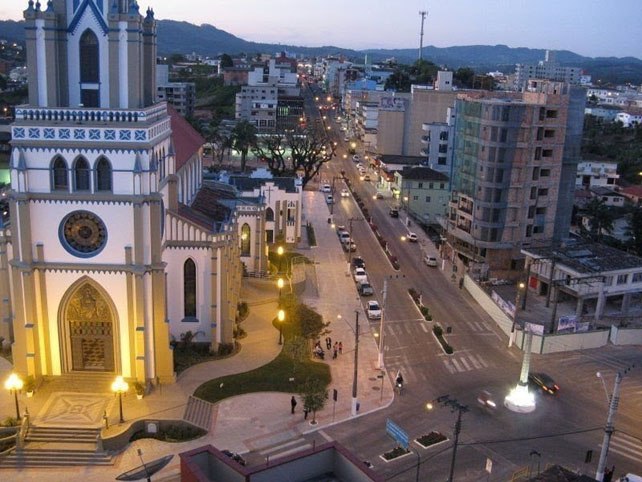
258,437,313,462
599,431,642,463
442,353,490,374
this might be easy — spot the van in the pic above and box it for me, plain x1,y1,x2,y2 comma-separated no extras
358,281,374,296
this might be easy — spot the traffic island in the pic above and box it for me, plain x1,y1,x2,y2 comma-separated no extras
415,431,448,449
432,324,454,355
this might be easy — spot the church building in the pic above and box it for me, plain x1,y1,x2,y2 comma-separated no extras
1,0,251,387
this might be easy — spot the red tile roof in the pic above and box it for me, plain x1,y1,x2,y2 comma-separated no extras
168,104,205,171
621,185,642,198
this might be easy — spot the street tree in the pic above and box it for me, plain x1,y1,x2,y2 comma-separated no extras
230,120,257,172
208,128,232,166
293,303,330,342
583,198,615,241
626,208,642,255
252,125,335,189
298,377,328,424
219,53,233,69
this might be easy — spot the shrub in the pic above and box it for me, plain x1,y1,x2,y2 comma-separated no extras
433,325,443,336
425,313,433,321
1,417,19,427
306,223,317,247
217,343,235,356
416,431,447,448
237,302,249,320
408,288,421,304
382,446,410,460
420,306,429,316
444,345,454,354
392,260,400,270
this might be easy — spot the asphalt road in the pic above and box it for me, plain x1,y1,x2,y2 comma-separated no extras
298,83,642,481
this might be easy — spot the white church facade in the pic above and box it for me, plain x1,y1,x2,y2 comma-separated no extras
1,0,254,386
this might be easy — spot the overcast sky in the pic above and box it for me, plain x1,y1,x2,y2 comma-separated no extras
1,0,640,59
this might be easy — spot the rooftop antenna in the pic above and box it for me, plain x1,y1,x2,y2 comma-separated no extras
418,10,428,60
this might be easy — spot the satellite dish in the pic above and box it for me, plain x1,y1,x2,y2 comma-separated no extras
115,454,174,481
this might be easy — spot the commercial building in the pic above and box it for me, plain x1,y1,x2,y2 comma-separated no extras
446,80,585,273
514,50,583,90
156,64,196,118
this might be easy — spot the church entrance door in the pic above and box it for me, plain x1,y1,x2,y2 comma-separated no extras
64,284,115,372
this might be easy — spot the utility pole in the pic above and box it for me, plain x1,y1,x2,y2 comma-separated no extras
418,10,428,60
351,310,360,416
377,278,388,369
595,371,623,481
432,396,468,482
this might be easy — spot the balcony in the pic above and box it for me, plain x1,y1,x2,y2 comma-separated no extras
14,102,168,125
420,135,430,143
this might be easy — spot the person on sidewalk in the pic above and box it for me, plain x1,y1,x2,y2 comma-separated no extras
326,337,332,350
338,341,343,354
303,406,309,420
291,396,297,414
333,346,338,359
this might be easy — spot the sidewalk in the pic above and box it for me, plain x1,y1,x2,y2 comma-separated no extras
0,190,393,481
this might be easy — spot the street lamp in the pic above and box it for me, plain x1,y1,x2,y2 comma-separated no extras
4,373,23,419
111,375,129,424
277,246,284,274
277,309,285,345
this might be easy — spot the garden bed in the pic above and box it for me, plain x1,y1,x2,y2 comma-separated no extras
415,431,448,449
432,324,454,354
379,446,411,463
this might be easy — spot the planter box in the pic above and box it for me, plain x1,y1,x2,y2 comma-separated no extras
379,447,411,463
415,431,448,449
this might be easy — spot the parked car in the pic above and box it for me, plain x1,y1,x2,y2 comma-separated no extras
352,154,360,162
358,281,374,296
363,175,371,182
353,267,368,284
373,192,384,199
528,372,559,395
321,184,331,193
340,188,350,198
406,232,418,242
326,195,334,204
424,255,438,267
352,256,366,270
343,241,357,252
366,300,382,319
389,208,399,218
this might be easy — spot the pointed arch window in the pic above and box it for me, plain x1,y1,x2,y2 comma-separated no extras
95,157,112,192
183,258,197,319
240,223,251,256
52,156,68,191
265,207,274,222
74,157,90,191
79,29,99,107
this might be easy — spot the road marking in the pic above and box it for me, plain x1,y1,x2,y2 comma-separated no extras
452,359,463,372
469,355,482,369
260,438,308,456
443,359,457,374
269,444,313,460
319,430,333,442
475,354,489,368
599,432,642,461
459,357,472,371
421,323,429,333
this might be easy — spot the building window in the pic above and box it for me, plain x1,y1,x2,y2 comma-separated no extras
95,157,112,192
52,156,68,191
183,258,196,318
74,157,90,191
266,207,274,221
240,223,251,256
425,196,431,202
633,272,642,283
617,274,628,285
541,169,551,177
80,30,99,83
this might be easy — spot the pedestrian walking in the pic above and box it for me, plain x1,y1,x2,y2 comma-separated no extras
326,337,332,350
333,346,338,359
338,341,343,354
303,406,309,420
291,396,297,414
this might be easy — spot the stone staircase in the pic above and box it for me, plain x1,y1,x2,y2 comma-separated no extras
0,425,112,468
182,395,213,431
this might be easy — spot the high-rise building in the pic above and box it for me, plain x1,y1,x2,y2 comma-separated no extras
514,50,583,91
447,80,585,273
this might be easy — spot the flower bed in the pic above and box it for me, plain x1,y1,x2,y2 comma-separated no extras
408,288,432,321
415,431,448,449
433,324,454,354
380,446,411,462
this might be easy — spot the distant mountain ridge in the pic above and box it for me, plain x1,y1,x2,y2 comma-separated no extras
1,18,641,84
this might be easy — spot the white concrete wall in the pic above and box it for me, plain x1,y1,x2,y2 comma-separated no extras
610,325,642,346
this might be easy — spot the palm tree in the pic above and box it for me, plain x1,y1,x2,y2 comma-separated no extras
231,120,257,172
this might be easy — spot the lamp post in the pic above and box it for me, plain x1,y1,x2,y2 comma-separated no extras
111,375,129,424
277,246,284,274
277,309,285,345
377,278,389,369
4,373,23,419
351,310,360,416
277,277,284,302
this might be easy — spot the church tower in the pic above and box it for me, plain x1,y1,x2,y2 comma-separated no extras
5,0,175,384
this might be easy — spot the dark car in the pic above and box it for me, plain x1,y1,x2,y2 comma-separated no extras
528,372,559,395
352,256,366,269
389,208,399,218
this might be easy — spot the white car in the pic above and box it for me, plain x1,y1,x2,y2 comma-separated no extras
367,300,382,320
340,188,350,198
352,155,360,162
424,255,438,267
353,267,368,284
407,232,418,242
321,184,331,193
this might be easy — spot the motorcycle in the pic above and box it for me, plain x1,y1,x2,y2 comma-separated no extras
313,347,325,360
477,390,496,409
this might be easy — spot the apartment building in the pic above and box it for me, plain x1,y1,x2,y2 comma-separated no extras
576,160,619,188
156,64,195,117
447,80,585,273
514,50,583,91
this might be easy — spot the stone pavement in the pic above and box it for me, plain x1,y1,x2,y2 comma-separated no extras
0,189,393,481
